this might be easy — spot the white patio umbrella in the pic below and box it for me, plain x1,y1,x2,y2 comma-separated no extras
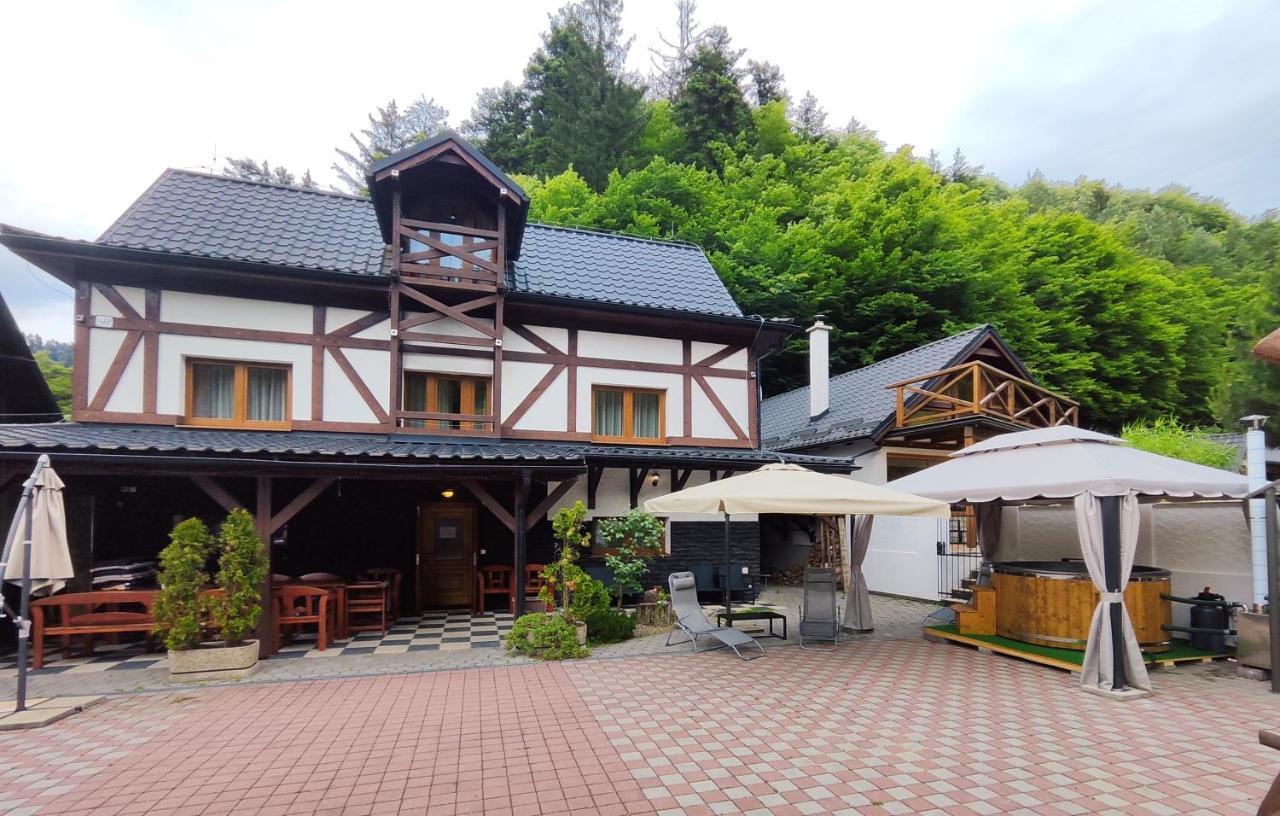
886,426,1250,697
645,462,949,621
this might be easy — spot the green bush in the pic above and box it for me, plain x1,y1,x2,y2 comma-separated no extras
154,518,214,652
583,608,636,643
213,508,268,646
598,510,662,607
568,572,611,620
506,613,587,660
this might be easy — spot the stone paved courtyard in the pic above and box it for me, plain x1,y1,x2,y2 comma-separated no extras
0,605,1277,815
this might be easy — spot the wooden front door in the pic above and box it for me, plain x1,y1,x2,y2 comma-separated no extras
417,504,476,610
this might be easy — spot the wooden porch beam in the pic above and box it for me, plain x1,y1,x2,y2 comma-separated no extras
191,476,245,514
628,467,646,509
463,480,515,533
267,478,336,536
587,465,604,510
525,477,579,532
672,468,693,491
255,477,274,659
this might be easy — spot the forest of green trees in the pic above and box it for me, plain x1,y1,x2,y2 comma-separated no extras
222,0,1280,435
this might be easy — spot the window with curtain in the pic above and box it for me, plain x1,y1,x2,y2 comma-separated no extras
591,387,666,443
186,360,290,428
402,372,492,431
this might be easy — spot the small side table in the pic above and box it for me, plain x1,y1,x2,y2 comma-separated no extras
716,609,787,640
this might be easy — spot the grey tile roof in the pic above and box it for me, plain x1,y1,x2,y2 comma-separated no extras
369,130,527,202
512,225,741,317
760,325,993,451
0,423,850,470
96,170,741,318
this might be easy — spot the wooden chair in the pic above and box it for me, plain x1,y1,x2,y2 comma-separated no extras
346,581,389,634
521,563,547,614
476,565,514,614
273,586,329,652
361,568,402,618
298,572,344,582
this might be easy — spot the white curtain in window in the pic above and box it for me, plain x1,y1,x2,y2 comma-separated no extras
247,367,287,422
192,364,235,419
632,392,660,438
595,390,624,436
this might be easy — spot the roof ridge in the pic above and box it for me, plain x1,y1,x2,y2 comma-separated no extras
761,324,992,405
526,220,702,250
165,168,372,202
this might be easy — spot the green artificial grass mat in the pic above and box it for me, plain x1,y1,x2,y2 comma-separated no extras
924,624,1230,666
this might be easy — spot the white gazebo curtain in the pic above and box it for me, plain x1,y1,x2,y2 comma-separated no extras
844,515,875,631
1076,491,1151,692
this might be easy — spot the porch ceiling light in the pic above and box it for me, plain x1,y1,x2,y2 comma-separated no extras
649,471,660,487
441,488,455,499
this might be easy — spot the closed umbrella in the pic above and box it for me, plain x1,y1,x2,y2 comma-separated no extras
1,455,71,712
645,463,949,618
4,465,72,596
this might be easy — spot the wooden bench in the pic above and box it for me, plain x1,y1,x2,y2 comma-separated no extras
30,590,159,669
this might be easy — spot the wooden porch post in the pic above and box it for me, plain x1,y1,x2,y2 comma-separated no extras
513,469,530,617
255,477,274,659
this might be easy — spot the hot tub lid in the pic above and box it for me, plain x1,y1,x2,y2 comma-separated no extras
992,560,1170,579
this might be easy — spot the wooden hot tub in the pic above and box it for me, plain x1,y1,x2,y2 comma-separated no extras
992,561,1172,653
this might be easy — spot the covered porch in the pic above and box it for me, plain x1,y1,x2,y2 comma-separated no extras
0,423,849,662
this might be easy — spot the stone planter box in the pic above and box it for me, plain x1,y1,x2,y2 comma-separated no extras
574,621,588,646
168,640,259,682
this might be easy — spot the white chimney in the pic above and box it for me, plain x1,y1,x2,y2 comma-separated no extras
807,318,830,419
1243,414,1269,605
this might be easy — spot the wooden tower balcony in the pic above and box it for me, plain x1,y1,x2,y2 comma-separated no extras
886,360,1079,432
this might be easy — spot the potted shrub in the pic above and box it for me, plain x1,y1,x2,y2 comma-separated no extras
160,509,268,681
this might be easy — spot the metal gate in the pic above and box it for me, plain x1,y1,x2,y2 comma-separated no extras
936,511,981,602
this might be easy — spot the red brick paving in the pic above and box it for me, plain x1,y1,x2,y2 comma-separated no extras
1,638,1277,814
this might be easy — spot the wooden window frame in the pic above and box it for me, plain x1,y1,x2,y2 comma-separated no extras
590,386,667,445
402,371,493,431
590,516,669,557
183,358,292,430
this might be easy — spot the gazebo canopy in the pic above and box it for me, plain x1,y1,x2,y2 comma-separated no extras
885,426,1250,503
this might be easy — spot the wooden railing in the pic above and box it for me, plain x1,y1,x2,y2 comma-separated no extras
396,219,503,291
886,360,1078,430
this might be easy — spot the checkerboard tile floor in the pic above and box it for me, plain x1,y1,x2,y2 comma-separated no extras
0,611,515,676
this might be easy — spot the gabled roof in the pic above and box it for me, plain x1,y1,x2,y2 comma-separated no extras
761,325,1005,451
0,294,60,423
73,169,744,319
369,130,528,202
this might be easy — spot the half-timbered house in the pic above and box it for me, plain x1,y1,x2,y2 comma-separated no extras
0,132,847,648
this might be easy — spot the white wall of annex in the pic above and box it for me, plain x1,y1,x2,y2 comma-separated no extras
89,285,145,318
156,335,313,419
86,327,127,403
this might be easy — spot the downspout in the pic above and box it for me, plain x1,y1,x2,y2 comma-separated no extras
1244,415,1269,605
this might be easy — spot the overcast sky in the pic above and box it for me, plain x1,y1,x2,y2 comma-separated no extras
3,0,1276,342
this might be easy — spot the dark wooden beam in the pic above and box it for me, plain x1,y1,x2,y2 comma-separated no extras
566,329,578,433
525,477,579,532
93,283,142,320
672,468,693,491
693,344,742,368
328,347,390,424
267,478,336,535
142,289,160,414
694,374,749,441
628,467,646,510
191,476,245,514
587,465,604,510
508,324,561,355
255,476,274,659
463,479,515,533
312,306,325,422
513,470,530,616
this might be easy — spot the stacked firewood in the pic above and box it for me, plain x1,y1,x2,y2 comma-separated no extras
773,564,808,585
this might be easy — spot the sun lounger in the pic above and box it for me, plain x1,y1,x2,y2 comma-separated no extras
666,571,765,660
799,568,840,651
